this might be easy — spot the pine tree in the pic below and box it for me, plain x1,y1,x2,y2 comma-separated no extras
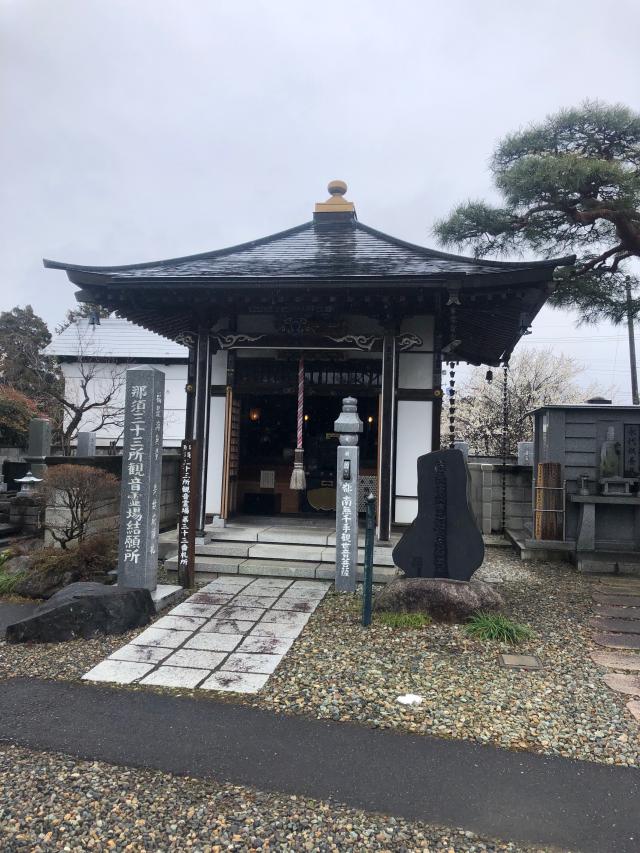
434,101,640,323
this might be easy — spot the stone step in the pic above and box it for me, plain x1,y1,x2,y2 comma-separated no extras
603,672,640,697
593,605,640,619
195,539,396,567
165,554,399,584
589,617,640,634
590,651,640,671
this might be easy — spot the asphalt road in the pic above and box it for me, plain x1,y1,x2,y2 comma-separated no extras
0,677,638,852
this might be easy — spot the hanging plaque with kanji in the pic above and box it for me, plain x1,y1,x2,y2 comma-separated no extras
178,438,198,588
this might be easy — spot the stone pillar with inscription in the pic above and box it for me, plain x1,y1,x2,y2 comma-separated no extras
118,367,165,591
76,431,97,457
334,397,363,593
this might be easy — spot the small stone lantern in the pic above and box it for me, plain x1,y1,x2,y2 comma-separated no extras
334,397,363,593
14,471,43,494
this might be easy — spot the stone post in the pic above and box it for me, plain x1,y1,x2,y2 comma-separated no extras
118,368,165,591
334,397,363,593
25,417,51,478
77,431,97,457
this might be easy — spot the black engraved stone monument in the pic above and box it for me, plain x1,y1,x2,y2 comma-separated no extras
392,448,484,581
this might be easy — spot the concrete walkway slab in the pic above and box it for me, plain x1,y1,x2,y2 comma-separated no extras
83,577,330,694
0,677,639,853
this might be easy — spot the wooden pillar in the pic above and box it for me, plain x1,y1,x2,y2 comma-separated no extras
192,329,213,539
378,332,397,541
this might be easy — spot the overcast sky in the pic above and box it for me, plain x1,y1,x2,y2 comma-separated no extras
1,0,639,401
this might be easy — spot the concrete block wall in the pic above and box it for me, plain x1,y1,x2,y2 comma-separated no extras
10,495,45,534
42,454,181,546
468,457,533,534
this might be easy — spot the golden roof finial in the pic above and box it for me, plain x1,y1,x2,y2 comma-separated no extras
315,180,355,214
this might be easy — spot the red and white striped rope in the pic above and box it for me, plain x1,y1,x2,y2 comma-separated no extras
296,357,304,449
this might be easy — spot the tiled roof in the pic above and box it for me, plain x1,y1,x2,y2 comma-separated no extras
44,220,570,282
44,318,188,359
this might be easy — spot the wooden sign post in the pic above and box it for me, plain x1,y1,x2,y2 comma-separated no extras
178,438,198,588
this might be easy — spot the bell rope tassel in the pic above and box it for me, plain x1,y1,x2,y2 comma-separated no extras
290,356,306,490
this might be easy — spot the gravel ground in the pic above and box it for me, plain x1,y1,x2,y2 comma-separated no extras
0,743,543,852
258,550,640,767
0,548,637,767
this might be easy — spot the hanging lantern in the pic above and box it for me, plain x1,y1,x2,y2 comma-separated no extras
485,369,493,382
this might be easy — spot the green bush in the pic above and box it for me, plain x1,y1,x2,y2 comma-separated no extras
464,612,532,644
0,549,12,570
378,612,432,629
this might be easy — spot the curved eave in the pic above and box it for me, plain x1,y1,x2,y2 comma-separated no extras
355,222,574,271
55,266,566,292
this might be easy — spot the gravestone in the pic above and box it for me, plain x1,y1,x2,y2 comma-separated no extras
77,431,97,457
334,397,362,593
25,417,51,477
117,368,165,591
392,448,484,581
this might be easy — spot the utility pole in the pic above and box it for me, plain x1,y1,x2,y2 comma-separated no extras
626,277,639,406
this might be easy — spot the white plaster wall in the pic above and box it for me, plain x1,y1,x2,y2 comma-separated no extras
393,316,436,523
394,399,433,523
61,361,187,448
211,350,228,385
206,351,228,516
398,352,434,389
205,396,227,516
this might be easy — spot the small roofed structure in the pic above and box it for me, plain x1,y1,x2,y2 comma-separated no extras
44,181,573,540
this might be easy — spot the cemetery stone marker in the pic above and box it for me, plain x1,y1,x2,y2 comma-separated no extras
118,368,165,591
77,431,97,457
26,417,51,477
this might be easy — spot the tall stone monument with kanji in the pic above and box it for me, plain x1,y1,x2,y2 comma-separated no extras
118,368,165,591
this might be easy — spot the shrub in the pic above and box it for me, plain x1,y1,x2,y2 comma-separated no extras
378,612,432,629
29,532,118,577
42,464,119,549
464,612,533,644
0,386,39,446
14,532,118,598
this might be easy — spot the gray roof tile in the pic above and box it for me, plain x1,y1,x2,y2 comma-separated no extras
44,220,569,282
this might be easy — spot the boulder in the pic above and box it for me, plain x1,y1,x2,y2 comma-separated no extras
6,582,154,643
1,554,31,576
373,577,504,623
12,566,85,599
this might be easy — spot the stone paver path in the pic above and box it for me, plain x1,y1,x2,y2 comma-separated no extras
83,576,330,693
590,576,640,720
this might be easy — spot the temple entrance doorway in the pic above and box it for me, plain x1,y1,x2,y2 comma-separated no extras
226,356,380,517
